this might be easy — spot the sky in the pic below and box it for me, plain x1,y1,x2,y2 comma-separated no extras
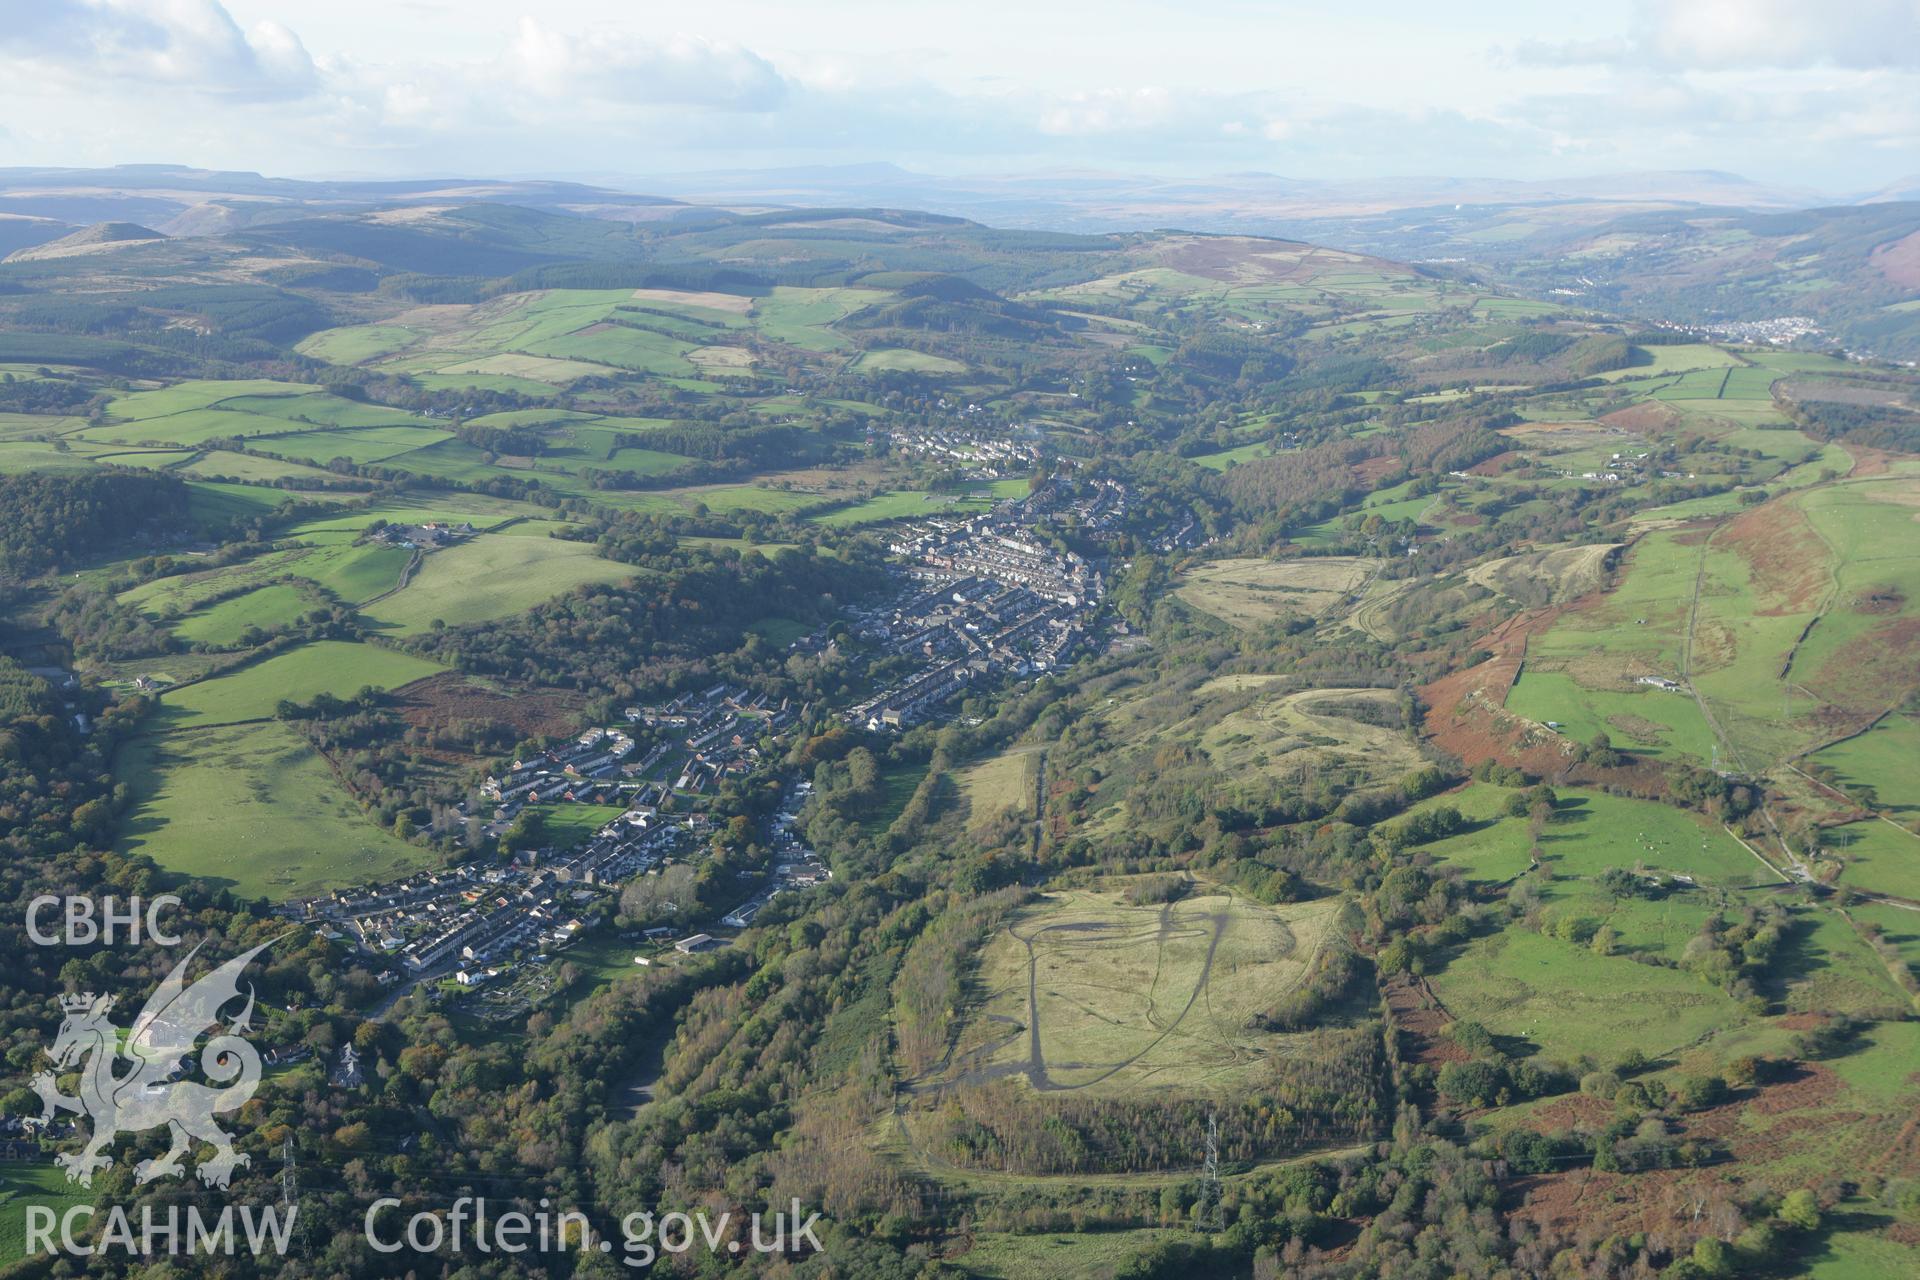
0,0,1917,193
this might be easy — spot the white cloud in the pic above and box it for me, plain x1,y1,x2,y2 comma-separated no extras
0,2,1913,192
0,0,318,98
1037,87,1175,136
506,18,787,111
1520,0,1920,70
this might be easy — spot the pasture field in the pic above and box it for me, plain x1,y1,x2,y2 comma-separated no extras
1176,556,1377,629
1189,439,1279,470
656,484,827,516
187,480,322,525
172,582,317,647
303,285,892,386
1783,907,1915,1018
1505,669,1717,761
78,408,304,447
1788,480,1920,715
371,435,693,495
1800,1223,1920,1280
1414,785,1776,888
1826,821,1920,902
0,442,94,473
0,1164,91,1262
748,287,889,351
96,379,311,419
1428,926,1749,1064
216,392,422,429
358,534,638,634
1850,900,1920,969
256,425,451,465
810,489,990,527
182,450,363,485
852,347,967,375
933,885,1344,1096
282,493,548,535
117,719,434,899
122,541,412,615
1597,344,1745,380
436,353,613,384
80,384,436,452
1534,790,1779,883
1813,713,1920,815
957,745,1043,830
294,323,421,364
156,641,443,728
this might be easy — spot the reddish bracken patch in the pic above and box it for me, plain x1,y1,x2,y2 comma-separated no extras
1745,1062,1843,1116
1804,615,1920,716
392,674,589,762
1870,228,1920,289
1468,451,1522,477
1382,973,1469,1067
1419,606,1573,773
1845,446,1897,479
1717,501,1830,616
1600,402,1681,435
1353,454,1401,485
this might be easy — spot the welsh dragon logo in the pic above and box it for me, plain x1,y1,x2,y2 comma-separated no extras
27,939,274,1189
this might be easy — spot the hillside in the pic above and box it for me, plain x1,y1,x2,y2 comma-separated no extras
2,220,167,262
0,183,1917,1280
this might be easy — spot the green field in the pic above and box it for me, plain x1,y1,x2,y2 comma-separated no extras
1418,786,1777,888
117,719,435,898
0,1163,91,1262
123,541,413,616
853,347,967,375
182,449,365,485
519,804,629,851
1189,439,1279,470
750,287,888,351
295,323,422,365
1428,926,1748,1063
358,535,638,634
809,489,995,527
1506,669,1717,761
1815,714,1920,815
1827,821,1920,902
1599,344,1746,380
258,425,452,465
172,582,316,647
0,443,108,474
1515,476,1920,774
308,288,809,386
156,641,444,727
746,615,809,646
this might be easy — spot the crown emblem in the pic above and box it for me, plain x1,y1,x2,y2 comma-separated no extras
59,993,96,1014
